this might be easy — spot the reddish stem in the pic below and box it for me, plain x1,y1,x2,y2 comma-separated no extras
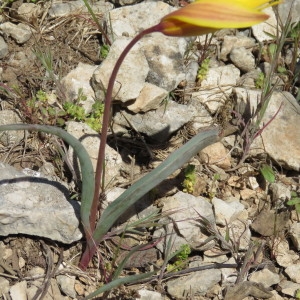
80,24,161,270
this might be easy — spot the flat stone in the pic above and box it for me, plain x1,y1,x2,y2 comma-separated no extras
114,100,196,142
279,280,300,297
285,264,300,283
136,289,164,300
192,65,240,114
220,35,256,61
0,22,32,44
66,121,122,186
61,62,98,113
252,7,277,42
234,89,300,171
0,110,25,147
93,38,149,103
230,47,256,73
249,269,280,288
199,142,231,169
212,197,245,226
289,222,300,250
154,191,215,252
166,269,221,298
0,36,8,59
0,163,82,243
127,83,168,113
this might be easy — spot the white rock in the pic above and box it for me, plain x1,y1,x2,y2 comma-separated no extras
104,2,195,92
234,89,300,171
0,110,25,147
277,0,300,25
166,269,221,298
230,47,256,73
0,36,8,59
93,38,149,103
212,197,244,226
49,0,113,18
220,35,256,61
10,281,27,300
0,22,32,44
127,83,168,113
61,63,98,113
290,222,300,250
199,142,231,169
252,7,277,42
273,238,298,267
218,218,251,250
285,264,300,283
17,3,41,22
0,277,10,296
192,65,240,114
249,269,280,288
66,121,122,185
220,257,238,284
270,183,291,203
0,163,82,243
248,176,259,190
279,280,300,297
56,275,76,298
154,191,215,252
114,100,197,142
137,289,164,300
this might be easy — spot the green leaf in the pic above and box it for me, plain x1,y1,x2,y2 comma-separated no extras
260,164,275,183
0,124,95,237
91,128,219,246
287,198,300,206
83,272,155,300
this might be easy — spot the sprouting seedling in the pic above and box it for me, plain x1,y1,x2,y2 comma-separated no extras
182,164,196,194
286,191,300,214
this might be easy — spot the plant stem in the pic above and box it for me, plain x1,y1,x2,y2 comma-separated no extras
90,25,160,230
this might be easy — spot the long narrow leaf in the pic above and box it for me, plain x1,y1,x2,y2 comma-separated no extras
0,124,95,237
93,127,219,243
83,272,155,299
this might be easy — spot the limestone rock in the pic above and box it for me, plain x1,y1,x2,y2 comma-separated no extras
199,142,231,169
61,62,98,113
114,100,196,142
230,47,256,73
166,269,221,298
93,38,149,103
66,121,123,186
0,110,25,147
154,191,215,252
0,36,8,59
0,163,82,243
127,83,168,113
192,65,240,114
0,22,32,44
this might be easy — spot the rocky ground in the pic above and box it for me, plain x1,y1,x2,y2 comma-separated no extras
0,0,300,299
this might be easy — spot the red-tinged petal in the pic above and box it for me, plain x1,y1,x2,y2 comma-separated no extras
161,1,269,30
157,19,218,37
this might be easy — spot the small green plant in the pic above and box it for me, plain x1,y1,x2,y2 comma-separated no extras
197,57,210,82
260,164,276,183
167,244,191,272
255,72,265,89
100,44,110,59
296,288,300,299
286,191,300,214
182,164,196,194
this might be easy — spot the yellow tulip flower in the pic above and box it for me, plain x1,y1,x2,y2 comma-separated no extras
156,0,281,36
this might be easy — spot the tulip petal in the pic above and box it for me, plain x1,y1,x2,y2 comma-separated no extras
158,0,281,36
